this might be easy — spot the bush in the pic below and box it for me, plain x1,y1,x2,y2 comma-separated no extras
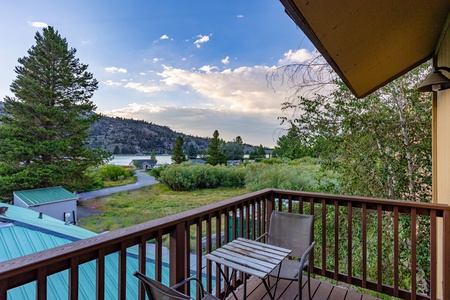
159,162,246,191
98,164,131,181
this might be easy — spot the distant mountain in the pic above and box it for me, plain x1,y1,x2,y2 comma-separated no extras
87,115,211,154
0,101,264,154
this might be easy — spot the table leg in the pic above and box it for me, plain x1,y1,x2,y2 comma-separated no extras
217,265,239,300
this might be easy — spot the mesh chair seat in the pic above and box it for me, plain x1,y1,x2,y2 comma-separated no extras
256,211,315,300
134,271,219,300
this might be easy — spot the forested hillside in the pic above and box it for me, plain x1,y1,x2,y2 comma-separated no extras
87,115,210,154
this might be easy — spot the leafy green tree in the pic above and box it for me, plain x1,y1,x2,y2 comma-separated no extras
272,59,432,293
0,26,109,201
206,130,226,165
186,143,198,159
235,136,243,145
113,145,120,154
272,126,314,159
222,142,244,160
150,150,157,163
171,136,186,164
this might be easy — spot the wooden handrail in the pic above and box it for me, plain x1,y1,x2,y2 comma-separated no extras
0,188,449,300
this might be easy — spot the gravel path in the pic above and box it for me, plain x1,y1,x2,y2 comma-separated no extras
76,170,158,219
77,170,158,201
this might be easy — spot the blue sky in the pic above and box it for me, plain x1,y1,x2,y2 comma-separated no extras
0,0,315,147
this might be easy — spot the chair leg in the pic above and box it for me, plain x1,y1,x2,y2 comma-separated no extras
307,268,311,300
299,275,303,300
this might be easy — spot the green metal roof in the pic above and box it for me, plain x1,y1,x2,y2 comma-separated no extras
13,186,77,207
0,204,176,299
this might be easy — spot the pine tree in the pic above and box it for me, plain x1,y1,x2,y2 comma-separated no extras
171,136,186,164
206,130,226,165
0,26,109,201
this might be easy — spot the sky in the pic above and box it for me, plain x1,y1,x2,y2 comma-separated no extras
0,0,316,147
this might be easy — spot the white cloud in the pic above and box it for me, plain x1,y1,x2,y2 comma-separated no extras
159,34,169,40
278,49,314,65
103,80,122,87
140,72,146,76
105,67,128,73
194,34,212,48
198,65,218,73
124,82,162,93
158,65,282,112
153,58,162,63
28,21,48,28
221,56,230,65
237,15,244,18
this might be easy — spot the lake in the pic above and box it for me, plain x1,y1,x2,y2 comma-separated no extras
109,155,173,166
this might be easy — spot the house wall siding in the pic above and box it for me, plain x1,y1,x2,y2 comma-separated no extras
435,14,450,298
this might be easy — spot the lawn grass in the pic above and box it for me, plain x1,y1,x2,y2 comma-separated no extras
102,176,137,188
77,183,248,233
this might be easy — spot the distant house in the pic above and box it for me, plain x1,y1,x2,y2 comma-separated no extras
227,160,242,166
130,159,157,170
0,203,173,299
189,158,206,164
14,186,78,224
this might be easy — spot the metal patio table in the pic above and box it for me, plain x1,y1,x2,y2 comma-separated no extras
205,237,292,300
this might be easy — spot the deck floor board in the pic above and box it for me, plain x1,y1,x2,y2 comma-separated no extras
228,276,381,300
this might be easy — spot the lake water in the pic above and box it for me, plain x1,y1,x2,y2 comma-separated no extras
109,155,173,166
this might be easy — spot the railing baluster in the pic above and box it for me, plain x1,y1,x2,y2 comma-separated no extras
250,200,256,240
347,202,352,284
196,217,204,297
377,204,382,292
0,279,6,300
37,267,47,300
185,223,191,296
334,200,339,280
394,206,399,297
289,195,293,213
411,208,417,300
362,202,367,288
298,197,305,214
206,215,213,292
430,210,437,300
96,248,105,300
156,230,163,281
69,256,79,300
215,212,222,298
118,243,127,300
245,203,250,239
138,236,146,300
321,198,326,276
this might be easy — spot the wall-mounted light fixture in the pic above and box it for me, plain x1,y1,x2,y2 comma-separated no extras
418,67,450,92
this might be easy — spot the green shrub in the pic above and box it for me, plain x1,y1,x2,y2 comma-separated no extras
98,164,131,181
159,162,246,191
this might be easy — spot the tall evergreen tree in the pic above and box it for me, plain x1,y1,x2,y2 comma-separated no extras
186,143,198,159
0,26,109,201
171,136,186,164
206,130,226,165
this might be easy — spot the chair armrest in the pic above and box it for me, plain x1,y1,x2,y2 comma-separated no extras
172,277,206,299
299,241,315,272
255,232,269,242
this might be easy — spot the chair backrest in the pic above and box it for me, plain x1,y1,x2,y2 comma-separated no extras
134,271,191,300
268,211,314,259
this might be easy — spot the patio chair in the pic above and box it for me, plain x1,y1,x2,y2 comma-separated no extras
256,211,315,300
133,271,219,300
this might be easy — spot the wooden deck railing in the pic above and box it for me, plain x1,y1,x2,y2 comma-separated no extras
0,188,449,300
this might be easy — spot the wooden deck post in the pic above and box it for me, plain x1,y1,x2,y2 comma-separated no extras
170,222,187,292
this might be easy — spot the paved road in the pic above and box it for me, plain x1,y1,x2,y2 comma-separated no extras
77,170,158,201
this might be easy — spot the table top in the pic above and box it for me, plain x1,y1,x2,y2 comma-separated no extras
205,238,292,279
